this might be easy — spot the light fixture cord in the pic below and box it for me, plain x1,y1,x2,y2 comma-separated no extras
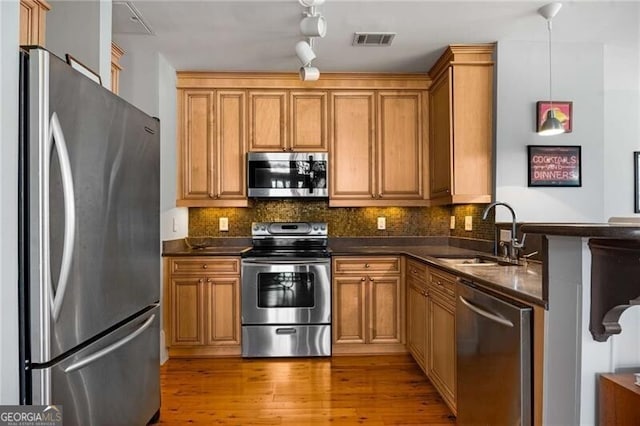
548,19,554,110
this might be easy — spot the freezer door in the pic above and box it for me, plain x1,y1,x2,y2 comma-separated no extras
25,48,160,363
32,306,160,425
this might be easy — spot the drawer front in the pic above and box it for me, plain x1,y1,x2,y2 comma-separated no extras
171,257,240,275
429,268,456,300
333,256,401,274
407,258,428,283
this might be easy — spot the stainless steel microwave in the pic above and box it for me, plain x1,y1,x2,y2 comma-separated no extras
247,152,328,198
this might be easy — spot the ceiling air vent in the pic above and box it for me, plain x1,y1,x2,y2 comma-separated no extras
352,32,396,46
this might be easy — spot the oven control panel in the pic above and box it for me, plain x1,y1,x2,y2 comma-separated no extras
251,222,327,237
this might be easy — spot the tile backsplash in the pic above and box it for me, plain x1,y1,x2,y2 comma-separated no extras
189,200,496,241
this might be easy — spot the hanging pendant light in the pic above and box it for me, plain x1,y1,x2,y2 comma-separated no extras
538,2,565,136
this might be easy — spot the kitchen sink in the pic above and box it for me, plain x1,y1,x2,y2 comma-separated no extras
436,255,513,267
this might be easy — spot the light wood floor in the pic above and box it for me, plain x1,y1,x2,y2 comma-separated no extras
158,354,456,425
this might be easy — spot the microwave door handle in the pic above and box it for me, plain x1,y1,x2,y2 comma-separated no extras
307,155,314,194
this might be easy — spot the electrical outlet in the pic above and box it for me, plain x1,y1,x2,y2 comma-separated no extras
219,217,229,232
500,229,512,242
172,217,177,233
450,216,456,230
464,216,473,231
377,217,386,230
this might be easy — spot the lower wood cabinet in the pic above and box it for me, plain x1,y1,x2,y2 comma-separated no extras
165,256,241,357
332,256,405,354
406,258,457,415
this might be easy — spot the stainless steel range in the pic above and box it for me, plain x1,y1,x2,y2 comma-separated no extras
241,222,331,357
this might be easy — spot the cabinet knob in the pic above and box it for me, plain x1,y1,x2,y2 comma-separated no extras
208,193,215,198
282,147,287,152
288,148,293,152
199,278,204,283
369,276,374,282
203,264,208,269
378,194,383,198
365,263,370,268
207,278,212,283
361,277,366,282
412,269,417,274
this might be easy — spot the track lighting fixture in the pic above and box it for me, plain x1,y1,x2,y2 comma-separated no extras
300,15,327,38
295,40,316,66
296,0,326,80
299,66,320,81
298,0,325,7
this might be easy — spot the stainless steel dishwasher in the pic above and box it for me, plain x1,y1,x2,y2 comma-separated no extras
456,279,532,426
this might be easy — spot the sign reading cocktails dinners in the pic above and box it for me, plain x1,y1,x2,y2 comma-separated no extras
527,145,582,187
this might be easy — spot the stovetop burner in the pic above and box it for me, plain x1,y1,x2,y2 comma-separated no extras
245,221,329,259
241,248,331,259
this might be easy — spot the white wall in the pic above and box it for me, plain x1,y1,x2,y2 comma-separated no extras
495,7,640,223
0,0,20,405
46,1,99,74
495,40,606,222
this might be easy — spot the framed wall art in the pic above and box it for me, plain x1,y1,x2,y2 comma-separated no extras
536,101,572,133
635,151,640,213
65,54,102,85
528,145,581,187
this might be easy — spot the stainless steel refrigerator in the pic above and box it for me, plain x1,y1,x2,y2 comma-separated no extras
18,47,161,425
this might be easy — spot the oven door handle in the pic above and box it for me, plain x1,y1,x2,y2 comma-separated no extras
242,259,330,265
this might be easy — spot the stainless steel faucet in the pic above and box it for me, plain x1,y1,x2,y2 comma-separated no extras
482,201,526,263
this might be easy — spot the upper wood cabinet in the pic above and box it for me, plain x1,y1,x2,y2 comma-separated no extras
176,72,429,207
248,90,288,151
110,42,124,95
20,0,50,46
248,90,327,152
290,91,327,151
177,89,248,207
428,44,495,205
330,90,428,207
377,91,424,201
330,92,376,202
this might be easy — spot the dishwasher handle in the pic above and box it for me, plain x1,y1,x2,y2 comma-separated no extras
459,295,514,328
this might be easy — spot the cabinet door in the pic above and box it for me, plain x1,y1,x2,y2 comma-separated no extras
248,91,287,151
428,293,456,411
170,277,205,346
20,0,49,46
407,278,428,371
290,91,327,151
179,90,215,200
215,90,247,200
368,275,403,344
205,277,240,346
333,276,367,344
429,69,453,199
451,64,493,201
377,91,423,200
329,92,376,203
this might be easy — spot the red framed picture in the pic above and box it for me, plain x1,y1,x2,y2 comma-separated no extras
536,101,572,133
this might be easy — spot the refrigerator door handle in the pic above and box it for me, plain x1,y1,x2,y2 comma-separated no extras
459,295,514,327
48,112,76,321
64,314,156,374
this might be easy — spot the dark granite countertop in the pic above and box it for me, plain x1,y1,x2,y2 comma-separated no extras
521,222,640,239
162,237,544,307
162,237,251,256
330,243,544,308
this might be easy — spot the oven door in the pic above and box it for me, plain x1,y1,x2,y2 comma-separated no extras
247,152,328,198
241,258,331,325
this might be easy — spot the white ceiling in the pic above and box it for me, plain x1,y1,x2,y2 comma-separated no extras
114,1,639,73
